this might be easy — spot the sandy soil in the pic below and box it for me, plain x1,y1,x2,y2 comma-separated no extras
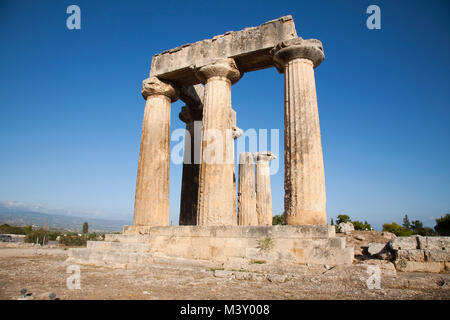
0,246,449,300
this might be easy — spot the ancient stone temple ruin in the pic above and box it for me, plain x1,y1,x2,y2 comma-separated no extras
68,16,354,268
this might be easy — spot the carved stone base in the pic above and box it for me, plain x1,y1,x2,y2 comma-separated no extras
67,225,354,268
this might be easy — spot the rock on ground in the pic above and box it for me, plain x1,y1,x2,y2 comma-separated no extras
338,222,354,233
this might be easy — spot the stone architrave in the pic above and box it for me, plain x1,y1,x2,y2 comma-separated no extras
272,37,327,225
195,58,242,226
150,16,298,85
179,105,203,225
237,152,258,226
254,151,276,226
133,77,179,227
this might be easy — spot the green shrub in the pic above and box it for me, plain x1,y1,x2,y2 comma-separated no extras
0,224,27,235
257,237,274,251
382,222,413,236
58,235,87,246
352,220,372,231
409,220,436,236
25,229,50,244
435,214,450,236
272,212,286,225
82,222,89,234
336,214,351,225
23,225,32,234
250,260,266,264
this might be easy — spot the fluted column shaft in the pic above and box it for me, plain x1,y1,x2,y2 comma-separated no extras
238,153,257,226
231,109,242,225
255,152,276,226
196,59,241,226
133,77,178,227
179,106,202,225
273,38,327,225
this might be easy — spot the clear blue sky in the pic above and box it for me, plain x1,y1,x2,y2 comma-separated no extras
1,0,449,229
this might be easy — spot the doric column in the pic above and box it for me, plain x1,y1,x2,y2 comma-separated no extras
237,152,258,226
195,58,242,226
231,108,242,225
254,152,276,226
133,77,179,227
272,37,327,225
179,105,202,225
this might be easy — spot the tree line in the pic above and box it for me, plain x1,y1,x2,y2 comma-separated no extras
0,221,104,246
272,212,450,237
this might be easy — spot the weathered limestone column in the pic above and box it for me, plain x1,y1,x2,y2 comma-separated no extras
237,152,258,226
272,38,327,225
254,152,276,226
231,108,243,225
195,58,242,226
133,77,179,227
179,106,203,225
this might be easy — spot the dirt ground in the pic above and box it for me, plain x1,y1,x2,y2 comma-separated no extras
0,245,449,300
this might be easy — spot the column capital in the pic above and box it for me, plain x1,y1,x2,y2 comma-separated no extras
179,105,202,123
272,38,324,70
232,126,243,139
195,58,242,84
253,151,277,162
142,76,179,102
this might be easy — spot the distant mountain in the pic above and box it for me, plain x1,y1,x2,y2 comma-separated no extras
0,203,131,233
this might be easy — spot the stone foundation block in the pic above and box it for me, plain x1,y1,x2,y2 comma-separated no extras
389,236,418,250
68,225,354,268
396,249,425,262
394,260,443,273
424,249,450,262
417,236,450,250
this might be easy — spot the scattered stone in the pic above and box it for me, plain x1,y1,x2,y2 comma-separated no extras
381,232,396,240
223,257,249,269
362,242,393,260
214,270,233,278
354,247,363,256
353,235,365,241
367,243,386,256
338,222,354,233
17,288,33,300
234,272,255,281
266,274,287,283
358,260,397,276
